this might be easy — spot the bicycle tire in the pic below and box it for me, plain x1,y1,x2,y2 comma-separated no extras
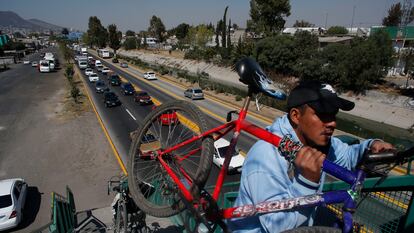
115,200,128,233
282,226,341,233
128,100,214,217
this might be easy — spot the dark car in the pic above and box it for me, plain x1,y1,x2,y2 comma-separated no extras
95,80,109,93
103,92,121,108
88,59,96,68
134,91,153,105
110,74,121,86
112,58,119,63
120,82,135,95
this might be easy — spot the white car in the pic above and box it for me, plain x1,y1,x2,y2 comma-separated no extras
0,178,28,231
144,71,157,80
101,67,112,75
23,60,30,65
213,138,245,173
31,61,38,67
85,68,93,76
88,73,99,82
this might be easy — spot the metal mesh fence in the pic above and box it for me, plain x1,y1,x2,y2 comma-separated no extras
317,190,412,233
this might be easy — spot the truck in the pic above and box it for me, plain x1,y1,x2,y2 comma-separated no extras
81,47,88,55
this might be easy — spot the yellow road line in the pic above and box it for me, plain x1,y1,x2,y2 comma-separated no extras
371,192,408,209
75,65,128,175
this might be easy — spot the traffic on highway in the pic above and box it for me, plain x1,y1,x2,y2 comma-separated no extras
75,49,272,185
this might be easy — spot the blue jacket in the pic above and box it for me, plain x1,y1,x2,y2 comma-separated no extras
227,114,373,233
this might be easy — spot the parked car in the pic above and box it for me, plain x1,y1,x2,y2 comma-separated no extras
134,91,153,105
120,82,135,95
95,80,109,93
0,178,28,231
85,68,94,76
144,71,157,80
112,58,119,63
23,60,30,64
88,73,99,83
213,138,245,174
184,88,204,100
110,75,121,86
120,62,128,68
152,106,179,125
103,92,121,107
101,67,112,75
31,61,38,67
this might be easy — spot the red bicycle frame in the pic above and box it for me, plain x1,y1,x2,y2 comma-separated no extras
155,96,287,208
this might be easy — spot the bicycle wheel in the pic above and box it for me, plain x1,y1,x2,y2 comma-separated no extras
282,226,341,233
115,200,128,233
128,100,214,217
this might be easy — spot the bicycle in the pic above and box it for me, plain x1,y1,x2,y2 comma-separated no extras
127,57,414,233
108,176,148,233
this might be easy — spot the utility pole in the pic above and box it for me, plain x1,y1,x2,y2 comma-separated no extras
324,12,328,30
351,5,356,33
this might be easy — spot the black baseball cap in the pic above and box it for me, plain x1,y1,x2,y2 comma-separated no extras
287,81,355,114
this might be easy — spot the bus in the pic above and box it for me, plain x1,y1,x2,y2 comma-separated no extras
97,49,111,59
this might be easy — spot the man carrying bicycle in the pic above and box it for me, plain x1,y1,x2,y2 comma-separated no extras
228,81,394,232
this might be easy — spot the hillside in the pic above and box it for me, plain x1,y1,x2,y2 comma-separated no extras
0,11,62,31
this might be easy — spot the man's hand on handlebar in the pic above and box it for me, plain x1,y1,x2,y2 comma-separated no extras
294,146,326,183
370,140,395,153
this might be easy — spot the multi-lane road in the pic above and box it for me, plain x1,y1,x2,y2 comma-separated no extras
77,52,274,186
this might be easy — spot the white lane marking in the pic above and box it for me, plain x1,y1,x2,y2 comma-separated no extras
125,108,137,121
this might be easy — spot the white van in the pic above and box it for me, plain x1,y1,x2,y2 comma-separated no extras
39,60,50,73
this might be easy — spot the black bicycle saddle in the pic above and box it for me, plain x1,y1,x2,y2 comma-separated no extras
235,57,286,100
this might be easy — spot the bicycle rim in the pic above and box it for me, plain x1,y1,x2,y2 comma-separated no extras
128,100,214,217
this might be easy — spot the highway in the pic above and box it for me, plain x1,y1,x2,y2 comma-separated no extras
75,53,270,186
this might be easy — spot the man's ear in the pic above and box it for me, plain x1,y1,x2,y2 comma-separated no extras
289,108,301,126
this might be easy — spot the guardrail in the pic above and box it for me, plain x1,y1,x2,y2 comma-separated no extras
31,186,76,233
171,175,414,233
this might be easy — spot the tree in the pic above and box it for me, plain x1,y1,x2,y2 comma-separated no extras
248,0,291,36
125,30,135,37
326,26,348,35
293,20,314,27
87,16,107,48
81,33,91,47
148,15,166,42
254,35,297,74
174,23,190,40
186,24,214,48
108,24,122,55
382,3,414,26
61,28,69,35
382,3,402,26
232,23,239,30
123,37,137,50
222,6,228,48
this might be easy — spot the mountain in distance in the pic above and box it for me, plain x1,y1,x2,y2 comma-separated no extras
0,11,63,31
27,18,62,31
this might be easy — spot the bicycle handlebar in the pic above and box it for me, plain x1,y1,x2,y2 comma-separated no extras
362,146,414,166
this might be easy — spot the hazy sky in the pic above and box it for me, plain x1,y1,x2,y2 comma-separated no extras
1,0,403,32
